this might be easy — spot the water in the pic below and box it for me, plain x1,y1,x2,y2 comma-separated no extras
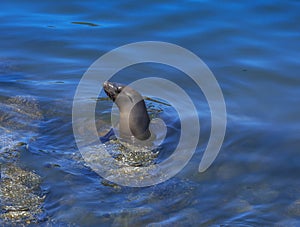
1,0,300,226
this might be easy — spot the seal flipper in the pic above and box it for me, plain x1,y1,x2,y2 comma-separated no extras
100,128,116,143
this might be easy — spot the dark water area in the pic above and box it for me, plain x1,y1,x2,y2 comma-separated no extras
1,0,300,226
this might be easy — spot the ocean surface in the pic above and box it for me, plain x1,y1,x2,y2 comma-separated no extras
1,0,300,226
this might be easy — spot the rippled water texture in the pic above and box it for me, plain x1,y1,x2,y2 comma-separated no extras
1,0,300,226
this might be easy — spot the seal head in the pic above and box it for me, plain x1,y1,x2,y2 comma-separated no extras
103,81,151,142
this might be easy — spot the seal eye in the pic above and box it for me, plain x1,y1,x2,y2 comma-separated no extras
117,86,123,94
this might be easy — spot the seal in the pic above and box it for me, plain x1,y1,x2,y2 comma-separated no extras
103,81,151,142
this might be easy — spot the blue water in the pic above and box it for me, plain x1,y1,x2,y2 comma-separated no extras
1,0,300,226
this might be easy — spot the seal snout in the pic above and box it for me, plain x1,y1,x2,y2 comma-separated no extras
103,81,114,91
103,81,118,101
103,81,109,88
